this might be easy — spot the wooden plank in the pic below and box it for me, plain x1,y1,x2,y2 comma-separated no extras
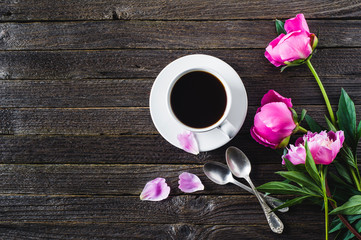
0,134,284,164
0,195,323,226
1,134,359,165
0,79,153,108
1,76,360,108
0,0,360,21
0,222,325,240
0,164,286,195
0,107,155,135
0,105,358,135
1,20,360,50
0,49,359,80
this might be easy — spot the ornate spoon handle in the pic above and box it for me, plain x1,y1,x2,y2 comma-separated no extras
232,179,288,213
245,177,284,234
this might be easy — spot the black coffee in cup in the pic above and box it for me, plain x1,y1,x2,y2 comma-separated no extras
170,71,227,129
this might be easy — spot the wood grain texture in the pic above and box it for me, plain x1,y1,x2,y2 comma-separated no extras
0,134,283,164
1,134,360,165
0,79,153,108
0,1,358,239
0,49,359,80
1,76,361,108
0,163,286,195
0,222,325,240
1,20,360,50
0,107,155,135
0,195,323,226
0,0,360,21
0,105,358,135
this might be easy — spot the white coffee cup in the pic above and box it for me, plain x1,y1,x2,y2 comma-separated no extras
166,67,238,138
150,54,247,151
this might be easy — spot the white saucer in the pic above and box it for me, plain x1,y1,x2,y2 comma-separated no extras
149,54,248,152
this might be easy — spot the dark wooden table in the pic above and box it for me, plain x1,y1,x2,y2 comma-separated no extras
1,1,361,239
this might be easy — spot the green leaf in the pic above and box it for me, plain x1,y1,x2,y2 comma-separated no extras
329,219,344,233
257,181,310,195
271,195,311,212
304,141,321,185
337,88,357,149
290,108,298,123
337,218,361,240
329,172,358,194
283,157,307,172
325,115,338,132
330,195,361,215
304,114,323,133
277,135,291,149
342,146,358,169
334,161,353,185
280,65,288,72
300,109,307,122
353,219,361,238
344,230,355,240
276,171,323,195
357,120,361,141
283,157,297,171
348,215,361,223
275,19,287,35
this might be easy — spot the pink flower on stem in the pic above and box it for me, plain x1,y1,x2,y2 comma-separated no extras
265,14,318,67
140,178,170,201
283,130,344,165
178,172,204,193
177,131,199,155
251,90,296,149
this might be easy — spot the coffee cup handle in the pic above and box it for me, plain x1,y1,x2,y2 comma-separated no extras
218,119,237,139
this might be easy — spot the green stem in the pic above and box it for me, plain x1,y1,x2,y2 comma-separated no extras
305,59,336,127
324,195,329,240
320,166,329,240
298,126,308,133
350,168,361,191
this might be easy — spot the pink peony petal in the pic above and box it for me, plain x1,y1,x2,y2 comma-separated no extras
277,31,312,61
261,90,293,108
250,126,278,149
282,144,306,165
253,102,296,144
178,172,204,193
284,14,310,33
329,131,345,159
177,131,199,155
265,34,287,67
140,177,170,201
283,130,344,165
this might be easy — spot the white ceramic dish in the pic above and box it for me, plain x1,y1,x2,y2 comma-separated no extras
149,54,248,152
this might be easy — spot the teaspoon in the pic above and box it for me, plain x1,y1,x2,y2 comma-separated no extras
203,161,288,212
226,146,284,234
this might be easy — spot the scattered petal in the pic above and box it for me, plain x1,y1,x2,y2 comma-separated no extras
178,172,204,193
177,131,199,155
140,177,170,201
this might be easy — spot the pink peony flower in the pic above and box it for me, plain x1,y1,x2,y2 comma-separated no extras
140,178,170,201
265,14,318,67
178,172,204,193
177,131,199,155
283,131,344,165
251,90,296,149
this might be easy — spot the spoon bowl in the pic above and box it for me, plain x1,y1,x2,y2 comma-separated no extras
203,161,233,185
203,161,288,213
226,146,252,177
